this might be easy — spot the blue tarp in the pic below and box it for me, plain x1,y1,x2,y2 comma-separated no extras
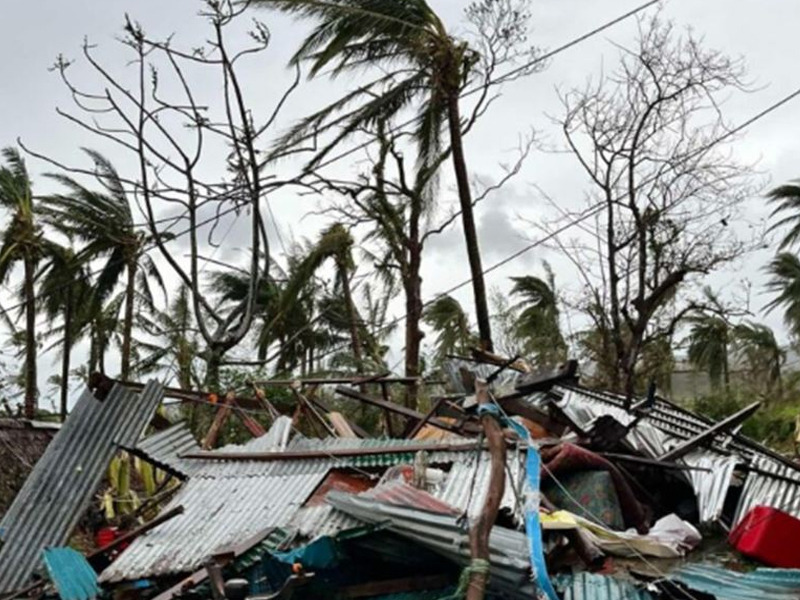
42,547,99,600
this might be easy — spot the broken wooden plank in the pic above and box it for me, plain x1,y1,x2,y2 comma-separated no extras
658,402,761,462
291,386,338,438
329,412,358,438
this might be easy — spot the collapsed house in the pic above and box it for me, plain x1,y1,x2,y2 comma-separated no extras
2,361,800,600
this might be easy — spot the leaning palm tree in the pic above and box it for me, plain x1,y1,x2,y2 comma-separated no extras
253,0,494,351
765,252,800,340
0,147,52,418
685,313,731,390
732,321,785,397
37,245,93,420
41,150,164,381
510,267,567,366
423,295,476,364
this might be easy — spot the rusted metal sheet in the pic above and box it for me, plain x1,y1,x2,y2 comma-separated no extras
362,480,460,515
0,381,165,594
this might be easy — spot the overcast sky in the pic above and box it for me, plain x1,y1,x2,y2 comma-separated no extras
2,0,800,408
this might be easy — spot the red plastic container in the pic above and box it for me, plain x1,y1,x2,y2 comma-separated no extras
729,505,800,568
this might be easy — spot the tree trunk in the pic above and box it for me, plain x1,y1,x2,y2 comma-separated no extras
23,253,37,419
204,346,223,392
120,260,137,381
446,92,493,352
60,293,73,422
404,243,423,409
340,268,364,372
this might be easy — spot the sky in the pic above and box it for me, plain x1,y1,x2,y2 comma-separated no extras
2,0,800,408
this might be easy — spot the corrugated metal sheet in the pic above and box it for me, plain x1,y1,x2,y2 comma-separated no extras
671,564,800,600
131,421,199,478
0,381,164,594
733,455,800,526
287,504,363,539
43,547,99,600
362,480,459,515
682,452,739,523
437,448,524,521
544,385,800,526
552,572,654,600
327,490,536,599
100,467,328,582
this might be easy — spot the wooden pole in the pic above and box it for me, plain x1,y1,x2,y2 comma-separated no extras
466,379,506,600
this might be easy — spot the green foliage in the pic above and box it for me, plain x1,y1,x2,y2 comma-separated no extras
765,252,800,340
423,295,476,363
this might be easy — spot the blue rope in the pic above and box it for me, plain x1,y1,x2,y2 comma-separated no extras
479,400,558,600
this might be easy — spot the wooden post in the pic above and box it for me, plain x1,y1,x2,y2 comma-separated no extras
466,379,506,600
201,392,234,450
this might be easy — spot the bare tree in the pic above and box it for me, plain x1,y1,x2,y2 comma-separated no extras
543,15,759,401
32,0,304,388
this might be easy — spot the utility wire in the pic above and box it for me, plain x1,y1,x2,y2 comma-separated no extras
4,0,663,321
295,82,800,370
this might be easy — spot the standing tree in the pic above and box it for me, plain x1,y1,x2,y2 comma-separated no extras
423,295,476,364
0,148,52,418
686,312,732,391
37,245,93,420
252,0,543,352
509,268,567,366
547,15,756,401
35,1,302,389
42,150,164,381
765,253,800,340
733,321,785,398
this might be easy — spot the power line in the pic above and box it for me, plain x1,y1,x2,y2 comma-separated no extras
297,82,800,370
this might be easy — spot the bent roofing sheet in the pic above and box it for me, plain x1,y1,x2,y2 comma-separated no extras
43,547,99,600
101,426,506,582
546,385,800,526
0,381,164,594
551,572,654,600
129,421,200,478
327,490,536,599
671,564,800,600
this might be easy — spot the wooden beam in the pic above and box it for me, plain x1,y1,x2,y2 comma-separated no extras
659,402,761,462
231,398,266,437
335,386,478,435
255,376,436,386
291,386,338,438
405,396,448,439
182,441,480,462
467,379,506,600
304,394,369,439
329,412,358,438
201,392,234,450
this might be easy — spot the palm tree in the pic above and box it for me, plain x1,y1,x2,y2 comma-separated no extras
281,224,366,372
732,321,785,397
686,313,731,390
423,295,476,364
42,150,164,381
0,147,51,418
768,180,800,249
765,253,800,340
509,267,567,366
135,284,201,390
37,245,93,421
253,0,495,351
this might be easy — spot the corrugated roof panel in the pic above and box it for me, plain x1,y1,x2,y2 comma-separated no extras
131,421,199,478
682,452,739,523
327,490,536,599
99,466,329,582
287,504,363,540
437,449,524,521
43,547,99,600
734,456,800,526
362,480,459,515
0,381,164,594
671,564,800,600
552,572,654,600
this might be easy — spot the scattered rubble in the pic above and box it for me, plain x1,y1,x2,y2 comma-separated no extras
1,361,800,600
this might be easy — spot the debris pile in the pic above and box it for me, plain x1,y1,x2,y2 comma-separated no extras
2,360,800,600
